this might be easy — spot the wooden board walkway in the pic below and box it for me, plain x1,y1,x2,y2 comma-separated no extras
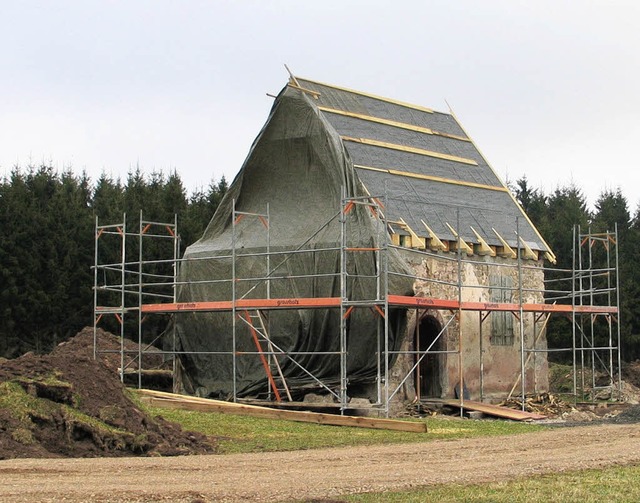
440,399,547,421
137,389,428,433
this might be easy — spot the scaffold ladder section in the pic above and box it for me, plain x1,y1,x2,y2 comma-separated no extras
239,309,292,402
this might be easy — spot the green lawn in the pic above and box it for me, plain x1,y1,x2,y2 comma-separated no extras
342,464,640,502
140,399,542,454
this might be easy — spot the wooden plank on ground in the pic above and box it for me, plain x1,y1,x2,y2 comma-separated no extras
441,399,546,421
137,389,427,433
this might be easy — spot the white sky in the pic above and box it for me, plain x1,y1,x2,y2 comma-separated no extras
1,1,639,212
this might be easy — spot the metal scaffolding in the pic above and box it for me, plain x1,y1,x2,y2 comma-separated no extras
93,212,178,386
93,198,621,417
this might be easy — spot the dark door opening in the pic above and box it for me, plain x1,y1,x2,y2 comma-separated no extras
416,315,444,398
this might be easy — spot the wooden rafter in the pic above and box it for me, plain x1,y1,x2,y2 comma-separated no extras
394,218,426,249
445,222,474,256
492,228,517,259
421,220,447,252
518,236,538,261
469,226,496,256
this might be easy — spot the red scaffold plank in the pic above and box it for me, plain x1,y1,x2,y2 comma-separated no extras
387,295,460,310
141,297,343,313
141,296,617,315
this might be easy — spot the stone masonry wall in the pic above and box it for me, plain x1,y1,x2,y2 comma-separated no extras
390,251,549,405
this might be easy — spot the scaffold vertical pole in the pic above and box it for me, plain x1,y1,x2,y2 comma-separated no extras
606,227,614,391
588,227,596,392
479,311,484,402
339,188,348,414
375,197,383,407
572,225,578,399
615,223,622,399
138,210,143,389
93,215,99,360
383,189,391,417
120,213,126,383
231,199,238,402
456,210,464,417
517,217,526,410
172,214,179,392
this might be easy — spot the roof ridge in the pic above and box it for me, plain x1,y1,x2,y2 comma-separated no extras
295,76,444,115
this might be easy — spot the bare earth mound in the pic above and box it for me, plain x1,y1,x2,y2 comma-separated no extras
0,328,214,459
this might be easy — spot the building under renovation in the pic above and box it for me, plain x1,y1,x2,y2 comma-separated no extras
173,76,558,405
94,75,621,416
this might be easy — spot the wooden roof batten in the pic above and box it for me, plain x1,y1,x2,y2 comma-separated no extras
318,106,470,142
293,75,437,114
290,71,554,263
353,164,507,193
341,136,478,166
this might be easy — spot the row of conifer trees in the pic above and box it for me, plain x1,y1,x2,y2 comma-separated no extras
1,166,639,361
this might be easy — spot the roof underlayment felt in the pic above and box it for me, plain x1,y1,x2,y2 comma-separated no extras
175,79,550,399
295,77,551,251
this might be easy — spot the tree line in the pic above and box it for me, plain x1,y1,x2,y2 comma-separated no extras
0,166,639,361
0,165,227,357
513,177,640,361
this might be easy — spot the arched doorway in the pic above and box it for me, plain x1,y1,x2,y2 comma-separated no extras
416,314,444,398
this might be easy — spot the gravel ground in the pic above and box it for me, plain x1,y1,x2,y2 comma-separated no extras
1,422,640,502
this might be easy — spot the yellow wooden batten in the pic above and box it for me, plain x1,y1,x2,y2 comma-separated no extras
295,76,436,114
421,220,448,251
319,107,470,142
342,137,478,166
492,228,517,259
469,226,496,257
353,165,506,193
445,223,474,256
287,81,321,99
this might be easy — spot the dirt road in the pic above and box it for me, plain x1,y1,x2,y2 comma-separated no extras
1,423,640,502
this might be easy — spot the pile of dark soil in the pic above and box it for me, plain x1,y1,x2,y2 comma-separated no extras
0,328,215,460
612,404,640,424
88,326,166,371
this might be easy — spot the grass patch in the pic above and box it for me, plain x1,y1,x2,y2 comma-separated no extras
0,379,129,443
0,381,56,426
341,464,640,502
140,401,543,454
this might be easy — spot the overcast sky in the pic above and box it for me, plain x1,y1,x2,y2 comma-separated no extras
1,1,639,211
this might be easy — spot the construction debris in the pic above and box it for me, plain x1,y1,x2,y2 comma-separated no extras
499,393,572,417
